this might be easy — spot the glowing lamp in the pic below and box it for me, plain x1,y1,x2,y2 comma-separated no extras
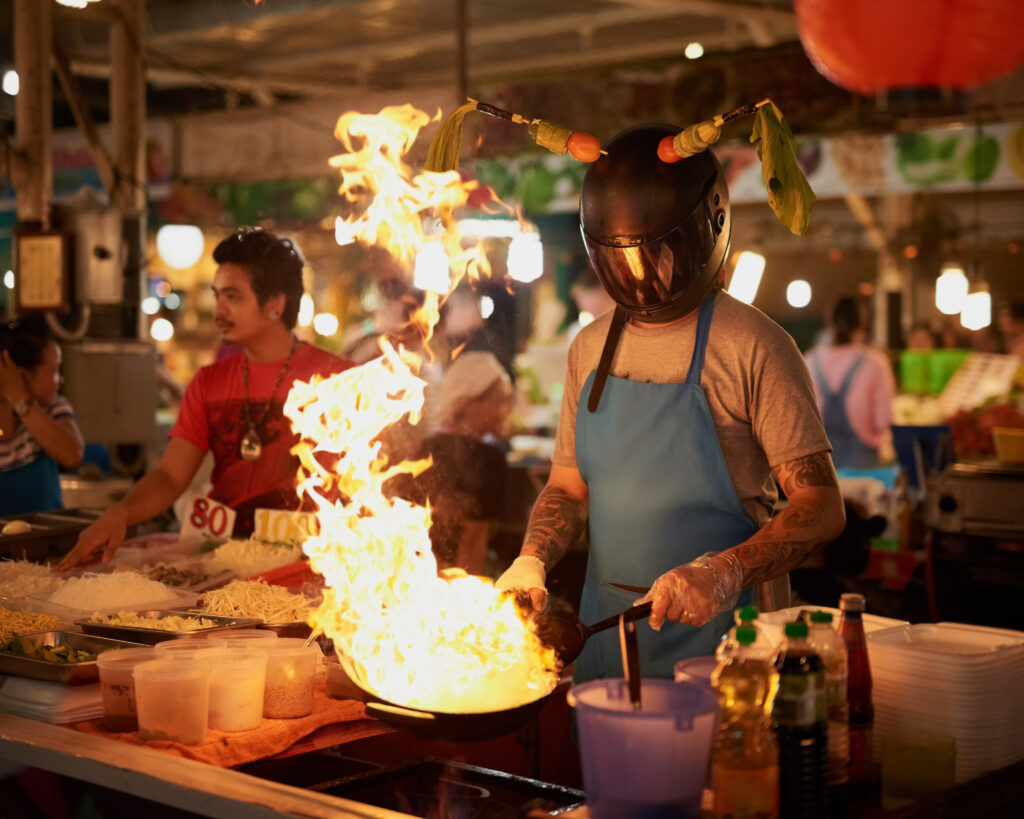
787,279,812,308
960,290,992,331
413,243,451,294
727,251,766,305
156,225,205,270
508,232,543,284
935,266,969,315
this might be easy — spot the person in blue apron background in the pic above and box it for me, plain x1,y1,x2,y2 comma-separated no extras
805,295,895,471
0,318,85,517
497,124,846,681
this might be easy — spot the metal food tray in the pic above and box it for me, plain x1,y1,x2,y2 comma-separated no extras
0,630,145,685
74,611,263,645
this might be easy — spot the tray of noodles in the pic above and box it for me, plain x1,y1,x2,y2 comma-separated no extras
75,610,263,645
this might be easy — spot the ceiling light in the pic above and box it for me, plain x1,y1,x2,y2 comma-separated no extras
156,225,205,270
150,317,174,342
684,42,704,60
141,296,160,315
298,294,314,327
960,290,991,331
413,243,451,294
786,279,812,308
935,265,968,315
726,251,766,305
3,270,13,289
2,70,18,96
508,232,543,284
313,312,339,336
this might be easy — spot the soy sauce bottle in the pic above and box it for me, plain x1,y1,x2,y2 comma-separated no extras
772,620,829,819
837,593,876,793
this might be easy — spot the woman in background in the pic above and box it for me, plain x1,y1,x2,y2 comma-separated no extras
0,319,84,515
805,295,895,470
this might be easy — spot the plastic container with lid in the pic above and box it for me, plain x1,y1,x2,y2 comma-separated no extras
207,648,267,732
206,628,278,647
153,637,228,664
261,637,319,718
96,646,158,732
133,660,210,745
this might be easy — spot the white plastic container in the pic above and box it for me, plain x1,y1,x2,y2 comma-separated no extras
262,637,319,718
207,649,267,732
133,660,210,745
154,637,228,664
96,646,157,732
207,629,278,647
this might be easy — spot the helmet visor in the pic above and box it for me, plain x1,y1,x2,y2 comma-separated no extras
582,200,717,314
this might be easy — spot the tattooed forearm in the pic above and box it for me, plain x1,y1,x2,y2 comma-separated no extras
522,485,588,571
715,450,844,587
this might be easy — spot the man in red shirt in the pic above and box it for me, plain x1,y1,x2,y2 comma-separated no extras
59,228,353,568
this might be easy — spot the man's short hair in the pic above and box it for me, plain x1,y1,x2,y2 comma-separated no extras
212,227,304,328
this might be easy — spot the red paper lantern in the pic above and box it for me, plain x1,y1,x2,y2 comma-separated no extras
795,0,1024,94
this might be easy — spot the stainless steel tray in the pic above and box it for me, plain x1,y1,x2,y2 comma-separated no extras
0,630,145,685
74,611,263,645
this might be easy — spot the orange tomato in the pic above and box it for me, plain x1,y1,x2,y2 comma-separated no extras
658,135,682,163
567,132,602,163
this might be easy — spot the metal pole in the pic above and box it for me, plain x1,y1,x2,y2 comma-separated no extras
13,0,52,228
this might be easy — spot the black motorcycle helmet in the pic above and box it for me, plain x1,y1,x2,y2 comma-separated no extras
580,123,731,323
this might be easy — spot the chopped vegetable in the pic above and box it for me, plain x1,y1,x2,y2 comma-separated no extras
199,579,313,624
0,635,98,664
88,611,221,631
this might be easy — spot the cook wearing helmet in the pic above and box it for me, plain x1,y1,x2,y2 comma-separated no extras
497,124,845,681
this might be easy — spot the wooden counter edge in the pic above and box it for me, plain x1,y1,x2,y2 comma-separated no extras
0,712,409,819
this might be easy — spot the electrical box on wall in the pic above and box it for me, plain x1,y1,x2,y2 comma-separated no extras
72,208,125,305
61,340,157,445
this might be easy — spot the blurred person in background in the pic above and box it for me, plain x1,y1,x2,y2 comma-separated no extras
59,227,353,568
0,318,84,515
342,276,427,364
906,322,939,352
997,300,1024,357
805,295,895,470
389,350,513,575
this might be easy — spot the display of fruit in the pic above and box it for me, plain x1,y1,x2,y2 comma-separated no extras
946,399,1024,458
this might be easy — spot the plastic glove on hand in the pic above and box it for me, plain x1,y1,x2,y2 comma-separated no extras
495,555,548,612
637,552,744,631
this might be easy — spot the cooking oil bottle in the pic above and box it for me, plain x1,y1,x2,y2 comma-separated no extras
715,605,775,663
710,625,780,819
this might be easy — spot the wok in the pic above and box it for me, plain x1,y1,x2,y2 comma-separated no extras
347,601,653,743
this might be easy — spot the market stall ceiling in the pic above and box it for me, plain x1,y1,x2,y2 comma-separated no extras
49,0,799,107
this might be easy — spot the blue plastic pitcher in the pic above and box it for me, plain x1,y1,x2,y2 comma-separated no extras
568,678,717,819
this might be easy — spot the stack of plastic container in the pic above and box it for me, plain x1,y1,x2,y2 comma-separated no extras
866,622,1024,783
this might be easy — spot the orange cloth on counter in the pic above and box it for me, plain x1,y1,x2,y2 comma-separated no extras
72,677,390,768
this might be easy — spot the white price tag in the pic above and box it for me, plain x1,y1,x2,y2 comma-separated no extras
252,507,317,544
179,492,237,541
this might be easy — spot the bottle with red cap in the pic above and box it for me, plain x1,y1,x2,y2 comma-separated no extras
837,593,876,791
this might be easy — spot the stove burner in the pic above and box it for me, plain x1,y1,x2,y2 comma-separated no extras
311,756,584,818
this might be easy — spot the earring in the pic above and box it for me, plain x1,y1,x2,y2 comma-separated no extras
269,310,280,320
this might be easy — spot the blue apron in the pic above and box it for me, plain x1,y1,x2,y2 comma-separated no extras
811,354,878,469
575,296,758,682
0,454,63,517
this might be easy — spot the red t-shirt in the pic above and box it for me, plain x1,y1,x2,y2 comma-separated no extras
170,341,353,535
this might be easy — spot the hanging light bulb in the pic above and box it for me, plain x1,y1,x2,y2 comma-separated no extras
727,251,766,305
508,232,543,283
960,289,991,331
786,279,812,308
156,225,205,270
413,242,451,294
936,265,968,315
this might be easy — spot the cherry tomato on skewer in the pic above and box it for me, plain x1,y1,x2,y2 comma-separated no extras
567,131,602,162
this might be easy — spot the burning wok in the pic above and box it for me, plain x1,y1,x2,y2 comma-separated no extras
342,601,653,742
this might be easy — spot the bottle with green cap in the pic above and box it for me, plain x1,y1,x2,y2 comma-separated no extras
808,610,851,807
715,604,773,663
710,625,780,818
773,620,829,818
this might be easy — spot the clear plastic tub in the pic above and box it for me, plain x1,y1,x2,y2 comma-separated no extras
96,646,158,731
153,637,228,664
205,628,278,647
207,649,267,732
133,660,210,745
262,637,318,718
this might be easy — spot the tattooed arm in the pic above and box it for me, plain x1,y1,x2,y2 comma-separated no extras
641,450,845,630
495,464,589,609
722,450,846,587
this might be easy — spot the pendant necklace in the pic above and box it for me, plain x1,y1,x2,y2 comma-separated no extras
240,338,298,462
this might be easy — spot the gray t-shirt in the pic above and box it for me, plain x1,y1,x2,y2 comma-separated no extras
553,290,831,527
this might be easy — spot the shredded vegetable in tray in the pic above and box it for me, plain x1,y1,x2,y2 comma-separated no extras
0,604,61,637
203,538,303,577
87,611,221,632
0,559,66,598
199,579,313,624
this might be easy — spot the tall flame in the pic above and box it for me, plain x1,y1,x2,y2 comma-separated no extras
287,105,556,713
